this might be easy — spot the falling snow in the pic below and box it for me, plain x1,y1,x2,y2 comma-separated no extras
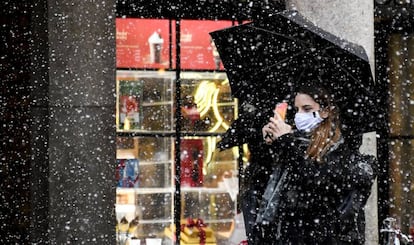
2,1,414,244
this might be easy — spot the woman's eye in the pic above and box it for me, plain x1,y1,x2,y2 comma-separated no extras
303,106,314,112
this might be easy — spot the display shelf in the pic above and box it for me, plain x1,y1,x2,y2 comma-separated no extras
117,186,238,195
138,219,173,224
139,160,171,166
181,186,237,194
116,203,136,212
119,187,174,194
142,101,173,106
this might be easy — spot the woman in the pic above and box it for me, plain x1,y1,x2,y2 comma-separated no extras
252,82,377,244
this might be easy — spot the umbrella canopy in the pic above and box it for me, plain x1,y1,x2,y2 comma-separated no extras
210,10,382,138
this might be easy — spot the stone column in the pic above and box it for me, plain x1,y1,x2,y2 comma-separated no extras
285,1,378,244
30,1,50,242
30,1,117,243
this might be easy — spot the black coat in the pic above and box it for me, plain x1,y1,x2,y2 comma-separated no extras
251,132,377,245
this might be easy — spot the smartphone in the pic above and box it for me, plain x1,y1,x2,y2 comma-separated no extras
274,102,288,120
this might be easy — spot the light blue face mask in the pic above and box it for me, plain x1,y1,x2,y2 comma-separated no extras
294,111,324,132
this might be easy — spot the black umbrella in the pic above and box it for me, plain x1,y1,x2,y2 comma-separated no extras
210,10,382,138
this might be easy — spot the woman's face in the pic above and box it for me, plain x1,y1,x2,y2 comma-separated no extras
294,93,329,118
294,93,321,114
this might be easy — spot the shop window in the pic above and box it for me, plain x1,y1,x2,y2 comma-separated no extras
115,18,245,244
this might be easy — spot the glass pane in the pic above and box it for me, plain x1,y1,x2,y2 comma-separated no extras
179,72,237,133
178,136,239,242
116,18,171,69
116,71,174,132
116,136,173,188
180,19,232,70
116,136,173,242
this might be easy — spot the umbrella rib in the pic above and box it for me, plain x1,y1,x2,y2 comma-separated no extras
260,50,309,72
319,55,373,94
248,26,310,47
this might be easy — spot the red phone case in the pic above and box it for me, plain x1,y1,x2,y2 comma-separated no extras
275,102,288,120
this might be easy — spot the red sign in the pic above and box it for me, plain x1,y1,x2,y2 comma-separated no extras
180,20,232,70
116,18,233,70
116,18,171,69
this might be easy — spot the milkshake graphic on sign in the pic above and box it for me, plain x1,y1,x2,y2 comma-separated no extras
148,31,164,63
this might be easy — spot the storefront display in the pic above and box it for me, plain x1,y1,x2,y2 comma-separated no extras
115,17,241,244
115,71,240,244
